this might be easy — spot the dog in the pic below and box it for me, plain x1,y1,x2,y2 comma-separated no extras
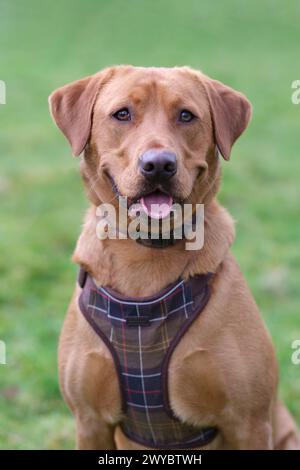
49,66,300,449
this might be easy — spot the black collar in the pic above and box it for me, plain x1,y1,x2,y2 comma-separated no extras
135,211,198,249
136,231,181,249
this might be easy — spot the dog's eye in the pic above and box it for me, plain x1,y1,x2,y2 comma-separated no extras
179,110,196,123
113,108,131,121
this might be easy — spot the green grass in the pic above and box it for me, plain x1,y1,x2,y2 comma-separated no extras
1,0,300,449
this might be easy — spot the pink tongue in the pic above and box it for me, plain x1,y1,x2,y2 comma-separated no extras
140,192,173,219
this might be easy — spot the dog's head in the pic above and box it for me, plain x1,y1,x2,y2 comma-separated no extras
49,66,251,216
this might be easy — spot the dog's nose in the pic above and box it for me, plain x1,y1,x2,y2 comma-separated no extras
139,149,177,181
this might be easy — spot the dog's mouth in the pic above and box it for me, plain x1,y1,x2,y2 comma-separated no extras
104,173,197,249
107,174,179,220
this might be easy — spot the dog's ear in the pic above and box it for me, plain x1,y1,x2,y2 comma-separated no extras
203,77,252,160
49,69,112,156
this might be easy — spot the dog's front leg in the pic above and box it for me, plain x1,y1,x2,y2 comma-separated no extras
75,412,116,450
225,418,273,450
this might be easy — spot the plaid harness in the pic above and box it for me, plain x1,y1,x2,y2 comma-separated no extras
78,267,217,449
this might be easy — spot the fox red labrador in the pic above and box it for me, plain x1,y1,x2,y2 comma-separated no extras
49,66,300,449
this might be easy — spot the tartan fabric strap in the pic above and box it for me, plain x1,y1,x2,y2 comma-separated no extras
78,267,217,449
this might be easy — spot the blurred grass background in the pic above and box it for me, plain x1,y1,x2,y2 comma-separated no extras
0,0,300,449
